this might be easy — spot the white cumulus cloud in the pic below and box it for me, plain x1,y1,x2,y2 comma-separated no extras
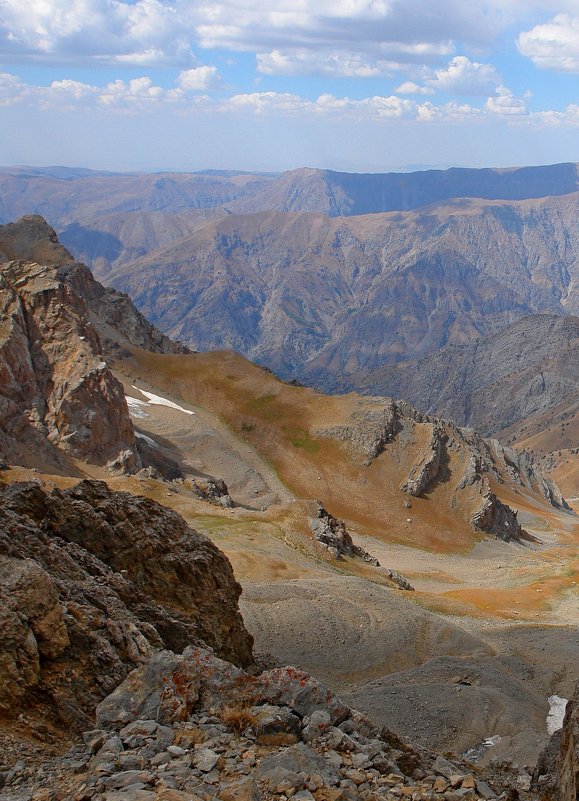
518,14,579,72
178,66,223,90
485,86,527,116
395,81,434,95
0,0,533,73
0,0,193,66
256,49,400,77
426,56,502,95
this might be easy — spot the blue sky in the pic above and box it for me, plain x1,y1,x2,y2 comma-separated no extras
2,1,579,172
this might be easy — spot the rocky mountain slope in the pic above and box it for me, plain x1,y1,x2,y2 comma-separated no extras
348,314,579,497
103,193,579,388
228,162,579,217
0,167,275,225
6,639,577,801
350,314,579,436
1,162,578,279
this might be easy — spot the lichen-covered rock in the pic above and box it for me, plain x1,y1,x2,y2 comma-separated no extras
257,666,350,725
0,480,253,729
96,650,204,729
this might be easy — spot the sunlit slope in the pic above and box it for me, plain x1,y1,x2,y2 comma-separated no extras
118,346,564,554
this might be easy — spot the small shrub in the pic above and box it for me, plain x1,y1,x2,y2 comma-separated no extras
221,704,257,734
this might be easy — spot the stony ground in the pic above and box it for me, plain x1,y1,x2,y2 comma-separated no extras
0,647,538,801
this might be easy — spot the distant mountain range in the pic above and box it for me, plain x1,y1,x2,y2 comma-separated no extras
102,194,579,382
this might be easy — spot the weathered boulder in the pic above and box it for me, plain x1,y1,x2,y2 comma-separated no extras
96,647,246,729
257,666,350,725
253,704,302,745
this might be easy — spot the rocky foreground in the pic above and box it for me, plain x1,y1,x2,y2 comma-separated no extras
0,645,577,801
0,479,252,731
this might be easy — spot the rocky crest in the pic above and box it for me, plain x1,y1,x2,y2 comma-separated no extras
0,258,139,472
0,479,253,731
401,424,447,497
0,217,190,473
316,395,566,542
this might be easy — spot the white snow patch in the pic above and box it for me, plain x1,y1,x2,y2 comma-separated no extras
126,396,149,419
547,695,568,735
135,432,158,448
483,735,502,747
131,387,195,415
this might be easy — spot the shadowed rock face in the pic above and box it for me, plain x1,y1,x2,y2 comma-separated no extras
558,683,579,801
0,479,253,730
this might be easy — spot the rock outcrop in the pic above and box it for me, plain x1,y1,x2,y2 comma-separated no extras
317,398,400,463
558,682,579,801
0,479,253,730
470,479,529,542
0,216,189,472
0,257,140,472
532,682,578,801
315,394,566,542
401,424,447,497
310,502,379,564
59,260,188,358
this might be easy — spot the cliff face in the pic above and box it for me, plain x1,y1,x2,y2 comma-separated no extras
0,216,189,472
0,479,253,730
0,258,139,472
